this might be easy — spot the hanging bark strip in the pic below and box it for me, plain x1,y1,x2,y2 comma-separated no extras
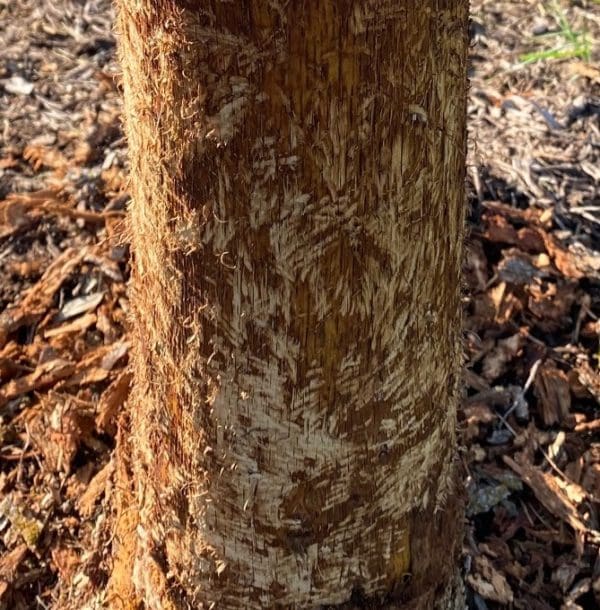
114,1,469,608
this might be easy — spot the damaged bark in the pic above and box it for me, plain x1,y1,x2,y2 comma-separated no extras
112,1,469,608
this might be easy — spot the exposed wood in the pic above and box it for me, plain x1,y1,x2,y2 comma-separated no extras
114,1,469,608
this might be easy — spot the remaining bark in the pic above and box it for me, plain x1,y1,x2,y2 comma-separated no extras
112,1,469,609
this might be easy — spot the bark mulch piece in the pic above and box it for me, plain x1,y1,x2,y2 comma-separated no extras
464,2,600,608
0,0,599,609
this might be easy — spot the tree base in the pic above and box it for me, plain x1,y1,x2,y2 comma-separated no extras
321,569,465,609
106,418,465,610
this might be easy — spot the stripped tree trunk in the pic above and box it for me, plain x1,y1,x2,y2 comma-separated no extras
112,1,469,608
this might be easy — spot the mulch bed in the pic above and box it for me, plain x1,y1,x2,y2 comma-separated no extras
0,1,599,608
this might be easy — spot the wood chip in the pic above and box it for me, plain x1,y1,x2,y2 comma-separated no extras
467,554,514,604
505,456,600,544
96,370,131,436
44,313,97,339
0,247,88,347
76,459,114,518
534,363,572,426
0,543,28,599
0,358,75,407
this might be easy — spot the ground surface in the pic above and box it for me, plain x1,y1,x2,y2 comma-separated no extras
0,1,599,608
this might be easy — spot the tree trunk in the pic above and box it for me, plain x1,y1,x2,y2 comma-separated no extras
112,1,469,608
